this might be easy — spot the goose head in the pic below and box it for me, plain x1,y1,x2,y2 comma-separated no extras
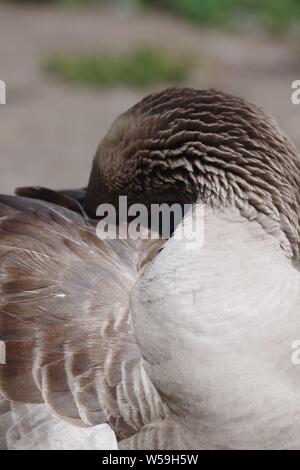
87,87,300,264
87,88,300,449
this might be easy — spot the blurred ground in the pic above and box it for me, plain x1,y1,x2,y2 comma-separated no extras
1,2,300,193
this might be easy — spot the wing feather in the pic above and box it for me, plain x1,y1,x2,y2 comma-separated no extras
0,194,166,445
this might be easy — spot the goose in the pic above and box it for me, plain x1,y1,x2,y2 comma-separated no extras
1,87,300,450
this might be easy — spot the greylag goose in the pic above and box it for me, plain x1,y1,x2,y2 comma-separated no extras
1,88,300,450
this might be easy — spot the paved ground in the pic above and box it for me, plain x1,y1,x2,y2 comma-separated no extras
1,2,300,194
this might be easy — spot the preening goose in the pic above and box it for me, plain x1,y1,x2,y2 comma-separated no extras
1,88,300,450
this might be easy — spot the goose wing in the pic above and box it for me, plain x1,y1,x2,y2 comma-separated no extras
0,194,165,448
15,186,86,216
0,392,117,450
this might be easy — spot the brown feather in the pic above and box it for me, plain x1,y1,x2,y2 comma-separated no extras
0,195,165,442
87,87,300,264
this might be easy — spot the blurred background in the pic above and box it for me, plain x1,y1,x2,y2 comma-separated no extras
1,0,300,193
